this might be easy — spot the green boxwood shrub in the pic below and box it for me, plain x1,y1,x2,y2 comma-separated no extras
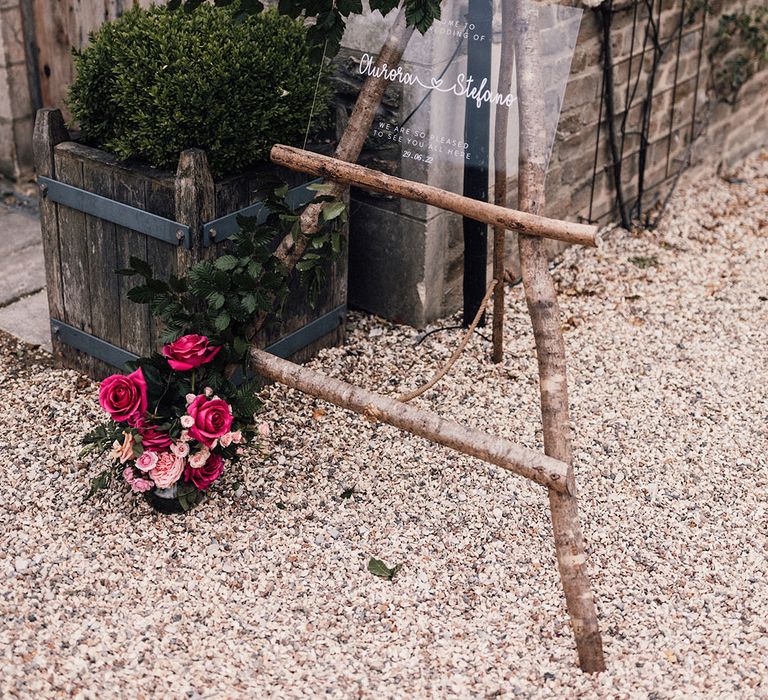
68,5,329,176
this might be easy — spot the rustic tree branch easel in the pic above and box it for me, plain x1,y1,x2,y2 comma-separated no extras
261,142,606,673
249,1,606,674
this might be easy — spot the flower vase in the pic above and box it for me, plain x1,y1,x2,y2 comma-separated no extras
144,485,185,514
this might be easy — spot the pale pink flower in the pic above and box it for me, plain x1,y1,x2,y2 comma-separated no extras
110,432,135,464
149,452,184,489
204,387,213,397
180,415,195,429
188,448,210,470
131,478,154,493
185,393,196,405
123,466,135,483
180,430,191,442
231,430,243,444
135,450,159,472
219,432,233,448
236,447,245,456
258,423,270,439
171,441,190,458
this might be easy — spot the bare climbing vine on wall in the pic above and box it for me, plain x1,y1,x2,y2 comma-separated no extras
596,0,766,230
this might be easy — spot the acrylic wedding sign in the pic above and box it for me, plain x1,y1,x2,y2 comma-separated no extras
337,0,582,197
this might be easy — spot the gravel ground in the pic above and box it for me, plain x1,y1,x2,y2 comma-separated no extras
2,150,767,699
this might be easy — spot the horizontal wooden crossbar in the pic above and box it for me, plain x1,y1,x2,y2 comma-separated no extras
251,348,574,494
270,144,599,247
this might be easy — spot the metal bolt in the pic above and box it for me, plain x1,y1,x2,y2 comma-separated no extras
209,227,217,239
176,229,185,241
40,183,48,198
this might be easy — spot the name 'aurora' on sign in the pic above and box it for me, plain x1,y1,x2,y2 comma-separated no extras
358,53,518,109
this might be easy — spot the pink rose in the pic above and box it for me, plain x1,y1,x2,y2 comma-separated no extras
188,448,210,470
184,453,224,490
123,466,154,493
149,452,184,489
135,451,158,472
187,395,233,447
162,335,220,372
99,369,147,423
180,415,194,429
171,441,189,458
231,430,243,443
138,426,172,451
219,432,233,448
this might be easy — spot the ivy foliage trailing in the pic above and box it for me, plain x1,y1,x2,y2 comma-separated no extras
118,182,347,375
68,5,330,176
710,6,768,104
168,0,443,59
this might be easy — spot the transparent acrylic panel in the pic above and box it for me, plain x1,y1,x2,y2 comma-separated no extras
332,0,582,199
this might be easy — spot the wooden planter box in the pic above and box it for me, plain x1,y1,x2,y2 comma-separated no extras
33,109,347,379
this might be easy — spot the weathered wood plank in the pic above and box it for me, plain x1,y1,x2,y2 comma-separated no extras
82,155,121,380
53,143,94,376
112,169,151,357
32,109,68,363
175,149,216,270
145,178,177,352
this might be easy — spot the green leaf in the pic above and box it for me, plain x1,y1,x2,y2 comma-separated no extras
85,470,112,501
215,255,239,272
128,256,153,278
340,485,355,499
368,557,402,581
207,291,226,310
322,201,346,221
214,311,231,331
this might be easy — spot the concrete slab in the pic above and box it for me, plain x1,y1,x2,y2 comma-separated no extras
0,242,45,305
0,288,51,351
0,203,41,257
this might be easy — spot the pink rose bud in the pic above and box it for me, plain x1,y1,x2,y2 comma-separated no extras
180,415,195,429
236,447,245,456
219,433,233,448
135,450,159,472
204,387,213,397
186,393,196,405
123,466,136,484
258,423,270,439
231,430,243,444
180,430,190,442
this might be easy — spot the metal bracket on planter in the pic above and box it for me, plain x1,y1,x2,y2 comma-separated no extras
50,304,346,370
39,176,191,249
51,319,140,369
202,179,321,247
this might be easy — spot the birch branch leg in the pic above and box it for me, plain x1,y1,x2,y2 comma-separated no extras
510,0,606,673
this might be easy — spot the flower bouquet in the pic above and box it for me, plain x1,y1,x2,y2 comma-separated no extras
82,334,264,512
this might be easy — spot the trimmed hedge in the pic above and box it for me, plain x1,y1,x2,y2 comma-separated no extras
68,5,329,176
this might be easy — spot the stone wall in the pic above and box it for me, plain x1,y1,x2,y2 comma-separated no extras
0,0,36,180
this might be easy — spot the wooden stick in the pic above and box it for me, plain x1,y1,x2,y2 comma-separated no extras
511,0,606,674
271,144,599,248
491,0,516,363
251,347,574,495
